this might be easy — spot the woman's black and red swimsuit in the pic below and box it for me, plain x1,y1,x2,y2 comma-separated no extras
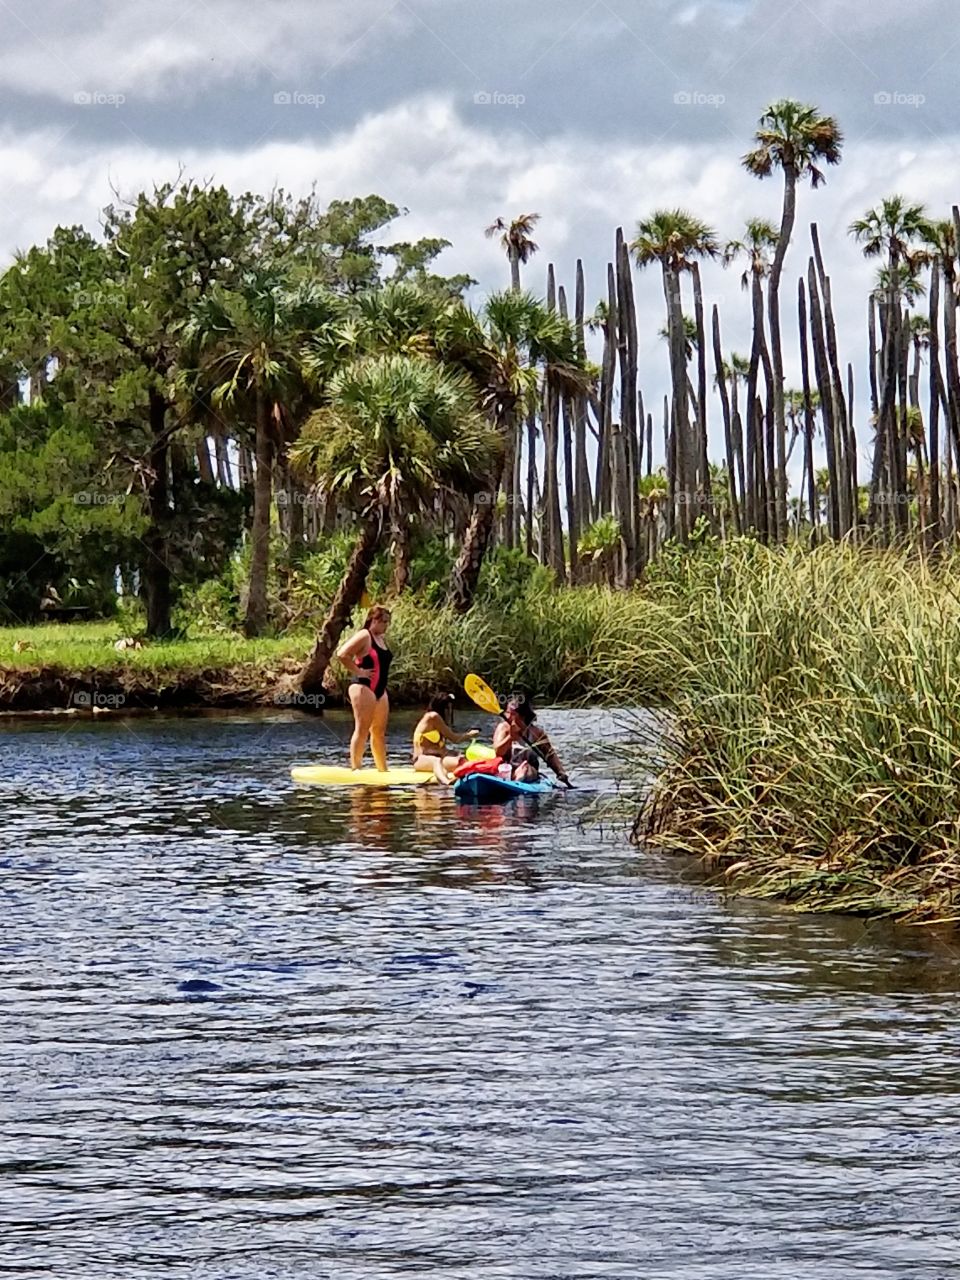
352,638,392,699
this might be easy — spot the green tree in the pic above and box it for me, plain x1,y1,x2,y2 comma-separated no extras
185,273,340,635
436,290,587,612
632,209,719,540
850,195,929,530
291,354,498,692
743,100,843,541
485,213,541,292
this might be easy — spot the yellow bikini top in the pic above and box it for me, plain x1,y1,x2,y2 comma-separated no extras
414,727,444,752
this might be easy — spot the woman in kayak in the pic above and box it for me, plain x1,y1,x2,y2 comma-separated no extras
413,693,481,784
493,694,570,786
337,605,392,772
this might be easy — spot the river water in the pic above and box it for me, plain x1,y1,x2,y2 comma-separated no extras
1,708,958,1279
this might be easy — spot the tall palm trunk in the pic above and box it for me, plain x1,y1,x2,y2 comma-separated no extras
391,519,411,595
745,270,770,536
663,264,690,539
299,509,382,697
509,246,521,293
142,387,172,637
767,162,796,542
929,264,944,549
807,262,840,539
244,387,273,636
798,280,819,538
449,408,515,613
712,305,741,534
524,407,537,558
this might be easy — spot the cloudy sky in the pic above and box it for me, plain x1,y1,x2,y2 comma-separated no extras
4,0,958,472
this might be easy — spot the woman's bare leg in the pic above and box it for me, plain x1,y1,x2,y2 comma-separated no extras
370,692,390,772
414,753,449,783
348,684,376,769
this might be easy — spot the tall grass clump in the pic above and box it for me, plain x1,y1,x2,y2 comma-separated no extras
629,540,960,924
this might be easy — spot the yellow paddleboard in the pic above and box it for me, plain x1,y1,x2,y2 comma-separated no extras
291,765,436,787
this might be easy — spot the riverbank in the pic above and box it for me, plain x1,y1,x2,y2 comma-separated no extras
0,589,669,714
0,624,311,713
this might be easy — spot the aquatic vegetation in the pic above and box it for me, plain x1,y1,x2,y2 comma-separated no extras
627,541,960,924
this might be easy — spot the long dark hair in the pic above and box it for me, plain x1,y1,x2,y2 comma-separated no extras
506,692,535,726
429,692,455,723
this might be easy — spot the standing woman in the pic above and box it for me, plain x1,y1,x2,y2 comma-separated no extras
337,605,392,771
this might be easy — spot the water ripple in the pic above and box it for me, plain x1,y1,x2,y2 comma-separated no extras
1,709,958,1279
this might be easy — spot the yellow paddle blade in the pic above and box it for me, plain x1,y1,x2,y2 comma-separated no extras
464,673,501,717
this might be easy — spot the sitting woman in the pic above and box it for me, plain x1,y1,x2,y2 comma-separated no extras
413,693,480,785
493,695,570,786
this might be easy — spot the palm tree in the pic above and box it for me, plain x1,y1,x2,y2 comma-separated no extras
437,290,587,612
485,214,540,292
632,209,719,539
850,196,928,531
292,355,498,692
185,273,339,635
743,100,843,541
724,220,778,534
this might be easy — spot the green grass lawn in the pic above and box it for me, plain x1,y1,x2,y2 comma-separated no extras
0,621,312,673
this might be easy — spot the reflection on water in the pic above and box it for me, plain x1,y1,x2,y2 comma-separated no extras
1,708,958,1279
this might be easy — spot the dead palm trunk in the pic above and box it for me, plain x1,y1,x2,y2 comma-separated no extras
929,264,944,548
244,387,274,636
142,387,172,637
558,284,579,583
663,262,690,539
524,405,537,557
542,265,565,579
692,263,710,523
449,406,516,613
196,435,214,485
214,429,231,487
712,307,741,534
299,508,382,697
596,274,615,516
615,236,639,575
616,244,640,576
744,270,767,534
574,259,593,546
807,262,840,539
767,162,797,543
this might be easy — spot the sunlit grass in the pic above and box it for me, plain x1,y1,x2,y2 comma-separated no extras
627,541,960,924
0,621,310,673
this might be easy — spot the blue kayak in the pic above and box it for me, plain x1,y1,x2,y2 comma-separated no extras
453,772,555,803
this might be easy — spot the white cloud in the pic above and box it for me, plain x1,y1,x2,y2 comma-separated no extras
0,0,420,102
1,90,957,484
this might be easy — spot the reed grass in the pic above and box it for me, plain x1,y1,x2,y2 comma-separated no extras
628,541,960,924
